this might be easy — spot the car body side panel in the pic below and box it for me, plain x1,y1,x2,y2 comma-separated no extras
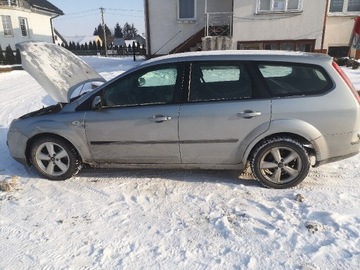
84,105,180,164
271,91,360,161
178,100,271,164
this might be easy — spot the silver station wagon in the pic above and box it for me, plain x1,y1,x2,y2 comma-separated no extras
7,42,360,188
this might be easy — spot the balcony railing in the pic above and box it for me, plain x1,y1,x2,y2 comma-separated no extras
206,12,233,37
0,0,31,9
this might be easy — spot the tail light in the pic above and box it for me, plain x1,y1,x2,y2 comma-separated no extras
332,61,360,105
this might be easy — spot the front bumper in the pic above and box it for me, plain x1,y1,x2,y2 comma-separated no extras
7,129,29,166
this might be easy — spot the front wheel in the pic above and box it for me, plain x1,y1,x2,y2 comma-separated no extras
251,137,310,189
30,136,81,180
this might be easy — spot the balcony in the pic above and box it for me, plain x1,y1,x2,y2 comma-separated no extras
206,12,233,37
0,0,31,9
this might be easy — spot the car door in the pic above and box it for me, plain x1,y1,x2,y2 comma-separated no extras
178,61,271,165
84,64,183,164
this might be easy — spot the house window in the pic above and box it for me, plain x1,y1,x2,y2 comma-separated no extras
1,15,13,36
237,40,315,52
330,0,360,13
257,0,302,13
19,17,28,37
178,0,196,20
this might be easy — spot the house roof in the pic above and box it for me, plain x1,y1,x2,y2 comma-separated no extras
27,0,64,15
64,36,102,45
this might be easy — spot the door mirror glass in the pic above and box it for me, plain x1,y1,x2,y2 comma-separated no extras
138,77,146,86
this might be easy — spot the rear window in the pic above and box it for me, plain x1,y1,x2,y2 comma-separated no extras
258,63,333,97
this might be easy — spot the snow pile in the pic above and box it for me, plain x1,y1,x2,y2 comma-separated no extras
0,56,359,269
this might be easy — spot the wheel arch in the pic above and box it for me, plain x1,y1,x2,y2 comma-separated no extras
241,119,329,166
248,132,315,161
25,133,82,165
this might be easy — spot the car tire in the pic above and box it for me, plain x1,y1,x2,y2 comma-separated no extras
251,137,310,189
30,136,81,180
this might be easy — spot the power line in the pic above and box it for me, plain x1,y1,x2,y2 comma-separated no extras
61,9,99,16
106,12,144,18
107,8,143,12
55,12,99,21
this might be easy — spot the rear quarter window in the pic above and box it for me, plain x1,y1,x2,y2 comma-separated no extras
258,63,333,97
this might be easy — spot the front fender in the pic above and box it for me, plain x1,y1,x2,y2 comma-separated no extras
24,117,93,164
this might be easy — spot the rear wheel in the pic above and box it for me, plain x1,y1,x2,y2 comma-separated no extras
30,136,81,180
251,137,310,189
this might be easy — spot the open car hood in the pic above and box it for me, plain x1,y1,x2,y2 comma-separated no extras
16,41,106,103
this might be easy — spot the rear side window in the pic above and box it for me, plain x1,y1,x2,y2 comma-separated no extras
258,63,333,97
189,63,253,101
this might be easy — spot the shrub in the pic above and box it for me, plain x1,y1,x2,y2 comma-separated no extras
0,45,5,65
5,45,16,65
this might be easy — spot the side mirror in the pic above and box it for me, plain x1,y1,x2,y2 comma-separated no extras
138,77,146,86
92,96,102,110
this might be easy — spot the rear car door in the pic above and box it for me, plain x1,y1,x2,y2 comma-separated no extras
84,64,183,164
178,61,271,165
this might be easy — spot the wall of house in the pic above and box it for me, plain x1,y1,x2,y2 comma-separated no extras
206,0,232,13
147,0,208,55
232,0,327,51
147,0,234,55
324,16,354,48
0,7,54,49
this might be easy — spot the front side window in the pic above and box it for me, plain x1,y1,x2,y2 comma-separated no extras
19,17,28,37
330,0,360,12
189,63,253,102
258,63,333,97
1,15,13,36
103,66,178,107
178,0,196,20
257,0,302,13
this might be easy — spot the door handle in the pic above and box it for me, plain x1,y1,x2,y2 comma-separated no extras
237,110,261,119
150,115,172,123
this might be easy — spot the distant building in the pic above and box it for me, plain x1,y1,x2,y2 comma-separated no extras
0,0,63,49
113,37,125,47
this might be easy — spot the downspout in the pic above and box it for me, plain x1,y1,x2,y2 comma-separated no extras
50,14,60,44
144,0,152,58
321,0,330,53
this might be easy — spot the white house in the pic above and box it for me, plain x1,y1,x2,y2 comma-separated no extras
0,0,63,49
144,0,353,57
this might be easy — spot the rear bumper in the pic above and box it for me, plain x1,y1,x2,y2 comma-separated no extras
314,150,359,167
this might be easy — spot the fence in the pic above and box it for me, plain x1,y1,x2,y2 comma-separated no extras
0,43,146,66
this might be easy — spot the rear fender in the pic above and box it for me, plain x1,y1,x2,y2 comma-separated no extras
240,119,328,164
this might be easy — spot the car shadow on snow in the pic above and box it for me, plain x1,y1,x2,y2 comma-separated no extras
74,168,262,187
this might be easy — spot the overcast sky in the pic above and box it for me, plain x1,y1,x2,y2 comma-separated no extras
49,0,145,37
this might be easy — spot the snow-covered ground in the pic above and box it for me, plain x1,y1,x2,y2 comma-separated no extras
0,56,360,269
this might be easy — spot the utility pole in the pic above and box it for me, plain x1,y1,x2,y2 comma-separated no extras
100,7,108,57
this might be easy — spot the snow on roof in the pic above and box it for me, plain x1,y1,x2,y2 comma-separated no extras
28,0,64,15
125,40,137,47
64,36,101,45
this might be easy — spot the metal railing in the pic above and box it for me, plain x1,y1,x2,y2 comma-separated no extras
0,0,31,9
206,12,233,37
